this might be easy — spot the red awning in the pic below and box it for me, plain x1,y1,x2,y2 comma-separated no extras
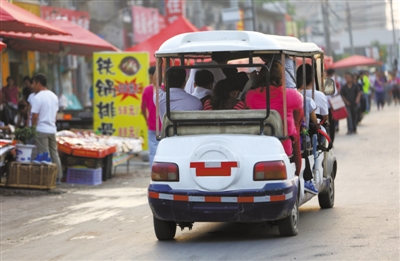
0,40,6,51
0,0,69,35
332,55,382,69
0,19,120,56
125,16,198,65
199,26,213,31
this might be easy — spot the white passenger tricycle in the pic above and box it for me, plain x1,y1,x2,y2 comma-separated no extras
148,31,337,240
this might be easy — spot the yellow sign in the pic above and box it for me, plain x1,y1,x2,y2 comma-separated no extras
236,10,244,31
93,52,149,150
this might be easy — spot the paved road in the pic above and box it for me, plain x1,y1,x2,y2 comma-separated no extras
1,106,399,260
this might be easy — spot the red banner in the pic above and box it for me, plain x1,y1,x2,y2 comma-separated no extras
165,0,185,24
132,6,161,43
40,6,90,30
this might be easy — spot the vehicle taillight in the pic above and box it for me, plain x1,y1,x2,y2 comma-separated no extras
253,161,287,181
151,162,179,182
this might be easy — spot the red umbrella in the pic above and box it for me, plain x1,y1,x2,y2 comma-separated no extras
0,19,120,56
332,55,382,69
125,16,198,65
0,40,6,51
0,0,69,35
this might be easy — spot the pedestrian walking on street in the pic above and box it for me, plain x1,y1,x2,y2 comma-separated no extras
31,74,63,184
341,72,362,135
141,66,161,168
374,71,386,110
360,71,371,113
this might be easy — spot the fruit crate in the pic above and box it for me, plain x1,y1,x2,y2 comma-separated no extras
66,167,102,186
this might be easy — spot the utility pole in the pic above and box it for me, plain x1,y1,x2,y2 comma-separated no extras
389,0,398,62
244,0,255,31
229,0,239,30
346,1,355,55
321,0,332,56
194,0,203,29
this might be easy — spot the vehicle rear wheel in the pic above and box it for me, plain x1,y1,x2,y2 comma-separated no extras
153,216,176,241
318,176,335,209
278,198,299,237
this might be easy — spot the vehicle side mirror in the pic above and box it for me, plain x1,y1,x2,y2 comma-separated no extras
324,78,335,95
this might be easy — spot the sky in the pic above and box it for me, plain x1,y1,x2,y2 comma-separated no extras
385,0,400,30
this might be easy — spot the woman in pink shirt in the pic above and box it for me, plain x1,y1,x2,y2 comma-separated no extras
246,62,303,176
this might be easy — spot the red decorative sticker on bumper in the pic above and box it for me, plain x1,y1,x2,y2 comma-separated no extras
190,162,238,177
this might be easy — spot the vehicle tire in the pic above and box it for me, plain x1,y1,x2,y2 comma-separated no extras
318,176,335,209
153,216,176,241
278,198,299,237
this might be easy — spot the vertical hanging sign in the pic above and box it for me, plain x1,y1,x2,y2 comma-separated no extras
93,52,149,149
165,0,185,24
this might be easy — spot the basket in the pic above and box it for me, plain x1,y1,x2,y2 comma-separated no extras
66,167,102,186
6,162,57,190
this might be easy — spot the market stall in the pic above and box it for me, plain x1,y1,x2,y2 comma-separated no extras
56,131,142,185
0,139,15,178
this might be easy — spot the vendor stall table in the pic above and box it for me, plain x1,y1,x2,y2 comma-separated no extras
112,153,135,174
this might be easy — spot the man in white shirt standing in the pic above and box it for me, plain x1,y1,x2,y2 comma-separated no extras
31,74,62,184
184,52,229,94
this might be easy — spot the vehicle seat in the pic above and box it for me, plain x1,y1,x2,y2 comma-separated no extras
161,110,283,138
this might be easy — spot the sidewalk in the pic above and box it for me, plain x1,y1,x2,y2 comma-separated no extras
0,157,151,197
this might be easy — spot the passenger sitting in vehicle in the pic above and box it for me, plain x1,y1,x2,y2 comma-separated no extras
156,68,203,120
203,78,246,110
296,64,329,123
296,64,329,146
236,72,249,90
296,69,318,129
191,70,214,105
245,62,303,176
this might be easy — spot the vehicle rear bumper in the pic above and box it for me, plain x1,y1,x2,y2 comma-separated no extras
148,179,298,223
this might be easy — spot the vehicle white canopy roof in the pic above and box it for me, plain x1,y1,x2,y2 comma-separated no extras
155,31,322,58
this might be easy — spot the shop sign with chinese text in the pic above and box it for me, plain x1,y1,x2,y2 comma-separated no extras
132,6,161,43
41,6,90,29
165,0,185,24
93,52,149,149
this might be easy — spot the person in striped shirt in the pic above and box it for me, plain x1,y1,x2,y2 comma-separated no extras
203,78,246,110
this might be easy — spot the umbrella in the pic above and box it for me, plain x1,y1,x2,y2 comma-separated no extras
0,0,69,35
332,55,382,69
0,40,6,50
0,19,120,56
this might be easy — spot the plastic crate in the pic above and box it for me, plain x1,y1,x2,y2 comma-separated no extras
66,167,102,186
66,156,103,169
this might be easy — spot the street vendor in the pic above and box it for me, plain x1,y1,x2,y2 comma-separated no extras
31,74,63,185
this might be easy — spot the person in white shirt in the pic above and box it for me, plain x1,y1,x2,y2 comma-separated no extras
297,64,329,122
156,68,203,121
31,74,62,184
191,70,214,105
184,52,229,94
